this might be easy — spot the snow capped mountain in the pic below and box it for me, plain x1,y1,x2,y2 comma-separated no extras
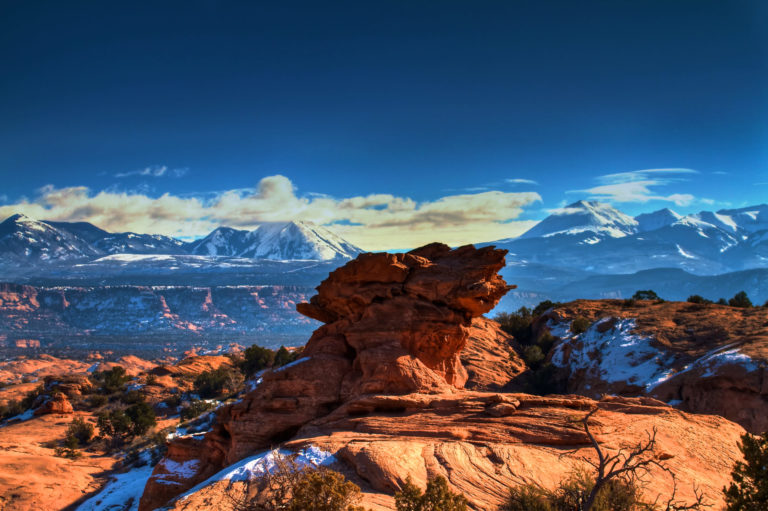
48,220,185,254
187,227,251,257
0,214,363,267
519,200,638,239
634,208,681,232
188,221,363,261
489,201,768,279
0,214,100,263
707,205,768,234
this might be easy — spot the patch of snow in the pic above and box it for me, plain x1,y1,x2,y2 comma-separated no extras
550,318,675,390
178,446,336,501
246,374,264,392
94,253,178,263
2,408,34,425
154,459,201,485
675,244,697,259
274,357,310,372
694,347,759,378
76,464,154,511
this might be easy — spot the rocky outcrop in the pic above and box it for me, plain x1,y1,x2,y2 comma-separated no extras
140,250,754,511
150,354,233,378
166,394,745,511
540,299,768,432
33,392,74,416
140,243,512,510
462,316,526,391
43,374,93,397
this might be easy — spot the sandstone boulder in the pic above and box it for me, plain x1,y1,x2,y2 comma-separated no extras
33,393,74,416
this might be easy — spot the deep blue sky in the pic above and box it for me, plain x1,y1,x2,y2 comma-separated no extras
0,1,766,246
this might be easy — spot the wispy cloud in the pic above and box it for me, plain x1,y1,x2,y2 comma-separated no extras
506,178,538,185
115,165,188,178
568,168,698,206
0,175,542,250
597,168,698,184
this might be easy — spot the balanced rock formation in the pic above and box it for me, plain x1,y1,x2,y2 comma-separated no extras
140,243,512,510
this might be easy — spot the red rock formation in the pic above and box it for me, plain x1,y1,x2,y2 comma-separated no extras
461,317,526,391
33,392,74,416
164,394,745,511
140,243,512,510
43,374,93,397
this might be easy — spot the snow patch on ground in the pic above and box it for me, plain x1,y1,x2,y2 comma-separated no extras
550,318,675,389
1,408,35,427
154,459,201,486
274,357,310,372
550,318,761,391
178,446,336,501
76,464,154,511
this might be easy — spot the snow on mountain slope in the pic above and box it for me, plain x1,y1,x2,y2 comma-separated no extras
188,221,362,261
0,214,362,266
48,220,185,254
519,200,638,239
711,204,768,234
0,214,100,263
634,208,681,232
186,227,251,257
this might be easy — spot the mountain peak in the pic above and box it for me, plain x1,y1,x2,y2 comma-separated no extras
520,201,638,239
635,208,682,232
2,213,31,224
188,221,362,260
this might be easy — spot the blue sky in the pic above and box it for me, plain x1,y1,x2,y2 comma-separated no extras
1,1,766,249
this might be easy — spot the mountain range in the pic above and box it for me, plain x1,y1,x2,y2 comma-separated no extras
493,200,768,275
486,200,768,309
1,200,766,308
0,214,362,266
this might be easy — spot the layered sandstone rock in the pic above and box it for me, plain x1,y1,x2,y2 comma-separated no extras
32,392,74,416
140,243,512,510
43,374,93,397
165,394,744,511
462,316,526,391
150,354,233,378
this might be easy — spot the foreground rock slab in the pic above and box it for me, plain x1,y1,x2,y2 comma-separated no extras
165,394,743,511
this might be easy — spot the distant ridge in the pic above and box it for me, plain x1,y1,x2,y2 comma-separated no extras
0,214,363,265
187,221,362,260
519,200,638,239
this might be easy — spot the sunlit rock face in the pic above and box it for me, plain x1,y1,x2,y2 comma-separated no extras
139,243,513,510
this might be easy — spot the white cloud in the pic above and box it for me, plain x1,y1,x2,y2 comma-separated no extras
569,168,698,206
0,175,541,251
597,168,698,184
506,178,538,185
115,165,188,178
